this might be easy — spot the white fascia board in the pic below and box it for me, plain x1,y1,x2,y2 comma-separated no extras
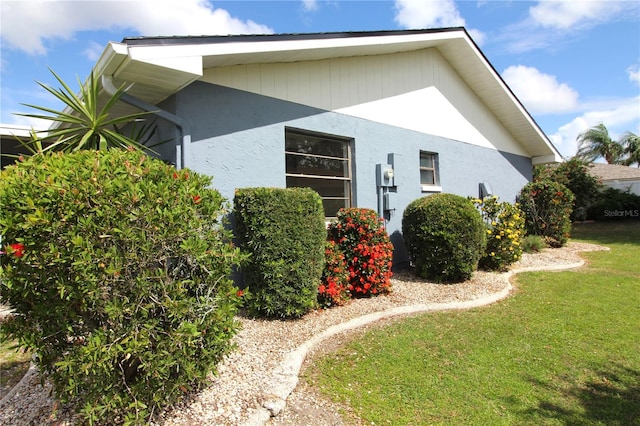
94,42,130,78
0,124,35,137
532,153,564,165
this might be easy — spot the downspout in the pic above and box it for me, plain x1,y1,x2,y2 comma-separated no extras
101,75,191,170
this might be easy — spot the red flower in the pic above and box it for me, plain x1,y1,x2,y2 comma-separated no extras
192,195,201,204
9,243,24,258
236,289,244,297
172,171,179,179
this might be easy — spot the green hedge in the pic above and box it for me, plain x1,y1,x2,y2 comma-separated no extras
0,150,244,424
233,187,326,318
402,193,486,283
587,187,640,220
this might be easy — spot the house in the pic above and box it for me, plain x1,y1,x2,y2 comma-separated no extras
588,163,640,195
0,125,35,170
82,28,562,263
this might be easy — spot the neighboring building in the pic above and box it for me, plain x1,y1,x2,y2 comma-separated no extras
0,125,34,169
59,28,563,264
589,163,640,196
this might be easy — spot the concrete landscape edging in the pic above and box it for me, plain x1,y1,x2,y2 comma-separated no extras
0,251,601,422
243,258,589,425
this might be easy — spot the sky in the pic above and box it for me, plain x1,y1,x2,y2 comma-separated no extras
1,0,639,159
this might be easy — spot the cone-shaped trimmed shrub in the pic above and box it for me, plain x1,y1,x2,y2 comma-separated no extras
402,193,486,282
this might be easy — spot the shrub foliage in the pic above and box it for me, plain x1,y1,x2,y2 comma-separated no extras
0,150,244,424
587,187,640,220
473,196,525,271
402,193,486,283
234,187,326,318
519,180,574,247
326,208,393,299
534,158,601,221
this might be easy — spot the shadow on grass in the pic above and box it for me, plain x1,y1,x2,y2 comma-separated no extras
523,363,640,425
572,221,640,247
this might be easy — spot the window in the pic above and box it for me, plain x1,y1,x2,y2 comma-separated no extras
285,128,352,217
420,151,441,191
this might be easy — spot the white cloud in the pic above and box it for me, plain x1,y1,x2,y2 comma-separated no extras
394,0,465,28
497,1,639,53
528,1,622,30
628,64,640,85
301,0,319,12
0,0,274,55
502,65,579,114
83,41,104,62
393,0,486,45
467,28,486,46
549,96,640,158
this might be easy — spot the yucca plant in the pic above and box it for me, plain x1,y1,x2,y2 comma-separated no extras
16,68,156,153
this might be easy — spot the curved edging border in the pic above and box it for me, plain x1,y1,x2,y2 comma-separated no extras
244,254,598,426
0,362,37,409
0,246,606,422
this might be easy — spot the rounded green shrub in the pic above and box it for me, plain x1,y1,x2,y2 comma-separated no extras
402,193,486,283
522,235,547,253
234,187,326,318
0,150,244,424
518,180,574,247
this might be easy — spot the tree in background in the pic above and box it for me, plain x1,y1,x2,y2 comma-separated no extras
620,131,640,167
575,123,624,164
534,158,601,221
575,123,639,166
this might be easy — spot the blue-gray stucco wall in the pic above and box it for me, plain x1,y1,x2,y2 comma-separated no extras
158,81,532,266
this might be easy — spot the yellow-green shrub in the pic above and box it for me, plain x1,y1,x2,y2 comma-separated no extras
473,196,525,271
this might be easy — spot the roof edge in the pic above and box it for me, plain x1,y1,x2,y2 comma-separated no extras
122,27,467,46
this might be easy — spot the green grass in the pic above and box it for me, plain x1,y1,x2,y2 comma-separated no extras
306,221,640,425
0,337,31,398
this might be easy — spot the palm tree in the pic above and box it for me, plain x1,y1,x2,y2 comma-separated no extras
575,123,624,164
17,68,154,153
620,131,640,167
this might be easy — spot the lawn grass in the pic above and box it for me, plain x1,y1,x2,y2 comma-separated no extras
306,221,640,425
0,337,31,398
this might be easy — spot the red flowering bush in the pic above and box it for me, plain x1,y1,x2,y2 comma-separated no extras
519,180,574,247
318,241,350,308
327,208,393,298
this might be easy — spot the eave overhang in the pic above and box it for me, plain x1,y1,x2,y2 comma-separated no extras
92,28,561,163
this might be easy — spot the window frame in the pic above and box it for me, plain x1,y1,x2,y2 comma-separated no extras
285,127,354,218
420,151,442,193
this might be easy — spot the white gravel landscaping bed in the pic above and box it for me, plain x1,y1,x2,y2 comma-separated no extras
0,242,607,425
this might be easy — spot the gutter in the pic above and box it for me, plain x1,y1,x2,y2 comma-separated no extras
101,75,191,169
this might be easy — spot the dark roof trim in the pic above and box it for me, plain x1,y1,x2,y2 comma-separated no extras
122,27,466,46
